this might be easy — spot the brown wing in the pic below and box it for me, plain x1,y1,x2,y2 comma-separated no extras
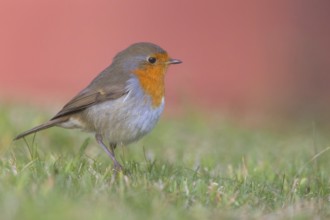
51,86,128,120
51,64,131,120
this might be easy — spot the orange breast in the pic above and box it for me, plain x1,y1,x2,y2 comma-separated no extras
133,53,169,108
134,65,166,108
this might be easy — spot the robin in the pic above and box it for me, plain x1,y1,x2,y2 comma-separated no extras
14,42,182,171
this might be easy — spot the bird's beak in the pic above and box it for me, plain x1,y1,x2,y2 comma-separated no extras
167,58,182,65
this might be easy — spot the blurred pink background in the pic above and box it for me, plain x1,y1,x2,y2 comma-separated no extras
1,0,330,121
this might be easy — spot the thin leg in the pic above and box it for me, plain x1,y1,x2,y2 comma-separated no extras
109,143,117,154
95,134,122,171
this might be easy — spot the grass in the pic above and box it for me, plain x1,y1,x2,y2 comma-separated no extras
1,103,330,219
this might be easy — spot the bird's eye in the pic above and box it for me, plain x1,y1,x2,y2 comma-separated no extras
147,57,157,64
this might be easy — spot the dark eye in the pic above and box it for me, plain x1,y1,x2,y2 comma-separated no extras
147,57,157,64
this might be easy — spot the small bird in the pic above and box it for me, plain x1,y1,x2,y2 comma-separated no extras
14,42,182,171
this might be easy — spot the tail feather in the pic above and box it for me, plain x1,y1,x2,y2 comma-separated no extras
14,117,68,140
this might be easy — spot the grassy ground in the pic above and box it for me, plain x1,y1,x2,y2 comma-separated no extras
1,104,330,219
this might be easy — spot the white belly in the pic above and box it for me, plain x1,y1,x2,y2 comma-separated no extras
84,94,165,144
59,76,165,145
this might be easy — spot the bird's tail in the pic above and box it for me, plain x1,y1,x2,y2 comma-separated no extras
14,117,68,140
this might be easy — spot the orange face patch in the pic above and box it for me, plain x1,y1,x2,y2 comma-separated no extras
133,53,170,108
